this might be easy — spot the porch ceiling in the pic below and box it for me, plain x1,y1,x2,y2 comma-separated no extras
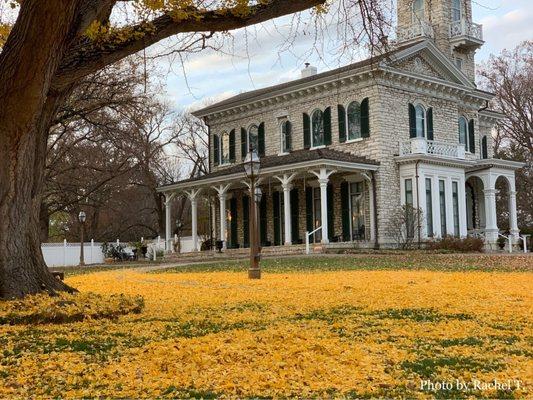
157,148,379,193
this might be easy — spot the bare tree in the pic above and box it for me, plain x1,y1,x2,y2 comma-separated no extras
478,41,533,230
388,205,423,249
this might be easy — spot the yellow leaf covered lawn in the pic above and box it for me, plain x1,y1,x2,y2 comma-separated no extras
0,260,531,398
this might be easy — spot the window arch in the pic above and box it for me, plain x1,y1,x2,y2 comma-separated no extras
247,124,259,152
311,109,325,147
415,104,426,137
458,116,468,147
412,0,424,21
280,120,292,153
451,0,461,22
221,131,230,164
347,101,361,140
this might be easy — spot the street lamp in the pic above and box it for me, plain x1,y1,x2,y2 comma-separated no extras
78,211,86,266
244,149,261,279
175,219,183,253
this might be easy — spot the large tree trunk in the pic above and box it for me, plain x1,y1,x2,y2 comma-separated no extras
0,0,79,298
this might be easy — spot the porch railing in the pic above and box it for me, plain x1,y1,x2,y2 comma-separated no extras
305,226,322,255
450,20,483,41
399,138,465,159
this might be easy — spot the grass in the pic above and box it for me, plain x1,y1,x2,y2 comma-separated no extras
1,253,530,399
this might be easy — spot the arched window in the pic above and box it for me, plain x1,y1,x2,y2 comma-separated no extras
311,109,325,147
280,120,292,153
248,124,259,152
413,0,424,21
451,0,461,22
221,131,230,164
458,116,468,147
415,104,426,137
347,101,361,140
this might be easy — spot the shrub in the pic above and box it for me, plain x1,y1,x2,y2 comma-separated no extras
0,292,144,325
427,236,484,253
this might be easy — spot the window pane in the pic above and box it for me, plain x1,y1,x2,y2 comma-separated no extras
452,181,459,237
312,110,324,146
221,132,230,164
248,125,259,152
415,105,425,137
413,0,424,20
426,178,433,237
350,182,365,240
347,102,361,140
458,117,467,145
439,180,447,236
452,0,461,21
405,179,413,206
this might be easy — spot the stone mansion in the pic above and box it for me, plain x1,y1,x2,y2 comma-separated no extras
159,0,523,251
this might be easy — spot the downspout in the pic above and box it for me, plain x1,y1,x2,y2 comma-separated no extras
478,100,489,113
371,171,379,249
415,160,421,248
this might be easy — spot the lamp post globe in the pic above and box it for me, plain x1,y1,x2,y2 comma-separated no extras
244,150,260,178
78,211,86,223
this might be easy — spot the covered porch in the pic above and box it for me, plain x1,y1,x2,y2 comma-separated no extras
158,149,380,253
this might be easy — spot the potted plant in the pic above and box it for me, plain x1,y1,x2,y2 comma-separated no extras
101,242,114,264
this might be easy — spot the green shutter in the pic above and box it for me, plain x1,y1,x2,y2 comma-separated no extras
290,188,299,243
303,113,311,149
230,197,238,248
229,129,235,162
273,191,281,246
482,136,488,159
213,135,219,165
285,121,292,151
468,119,475,153
258,122,265,156
338,105,346,143
360,98,370,138
305,187,313,234
323,107,332,145
241,128,247,160
341,181,350,241
242,195,249,248
408,103,416,138
327,183,334,241
427,108,434,141
260,195,268,246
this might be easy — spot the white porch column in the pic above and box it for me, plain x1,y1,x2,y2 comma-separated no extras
164,193,176,252
458,177,468,237
483,188,498,243
214,184,231,249
509,190,519,239
274,174,297,246
311,168,336,245
185,189,202,252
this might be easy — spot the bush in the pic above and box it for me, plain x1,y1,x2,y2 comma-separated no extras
0,292,144,325
427,236,484,253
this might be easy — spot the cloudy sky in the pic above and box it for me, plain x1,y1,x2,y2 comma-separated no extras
156,0,533,111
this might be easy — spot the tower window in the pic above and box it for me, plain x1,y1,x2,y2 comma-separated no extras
415,104,426,138
412,0,424,22
458,116,468,148
451,0,461,22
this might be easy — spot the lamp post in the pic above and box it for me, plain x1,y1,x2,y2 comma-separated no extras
78,211,86,266
244,149,261,279
175,219,183,253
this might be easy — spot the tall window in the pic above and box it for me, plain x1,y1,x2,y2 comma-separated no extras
405,179,414,238
350,182,365,240
221,131,230,164
280,120,292,153
439,180,447,236
415,104,426,138
452,181,460,236
425,178,434,237
481,136,488,159
413,0,424,21
313,187,322,242
451,0,461,22
311,109,325,147
458,116,468,147
248,125,259,152
347,101,361,140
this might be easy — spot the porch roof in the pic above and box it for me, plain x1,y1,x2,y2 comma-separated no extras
158,148,379,193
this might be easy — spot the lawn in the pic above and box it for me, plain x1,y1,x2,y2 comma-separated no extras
0,254,531,398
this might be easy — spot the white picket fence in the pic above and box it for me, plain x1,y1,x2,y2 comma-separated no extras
41,236,195,267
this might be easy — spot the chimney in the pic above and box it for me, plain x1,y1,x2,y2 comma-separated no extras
301,63,317,78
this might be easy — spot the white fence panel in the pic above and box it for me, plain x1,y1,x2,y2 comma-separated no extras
42,241,104,267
